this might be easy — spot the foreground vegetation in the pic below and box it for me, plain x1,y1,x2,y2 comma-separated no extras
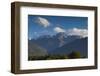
28,51,85,60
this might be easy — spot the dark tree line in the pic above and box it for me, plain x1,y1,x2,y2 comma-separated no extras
28,51,82,60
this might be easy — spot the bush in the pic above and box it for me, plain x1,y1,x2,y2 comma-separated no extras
68,51,81,59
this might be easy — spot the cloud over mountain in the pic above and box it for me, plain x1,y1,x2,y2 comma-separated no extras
54,27,87,38
35,17,50,28
66,28,88,37
54,27,65,33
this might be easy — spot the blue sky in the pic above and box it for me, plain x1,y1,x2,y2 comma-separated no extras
28,15,88,39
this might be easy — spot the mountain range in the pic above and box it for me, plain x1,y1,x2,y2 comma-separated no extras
28,32,88,58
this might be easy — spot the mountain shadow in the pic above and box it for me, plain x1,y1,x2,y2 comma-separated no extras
50,37,88,58
29,33,81,52
28,41,47,57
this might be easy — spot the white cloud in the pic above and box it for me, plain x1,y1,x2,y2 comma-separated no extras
35,17,50,28
54,27,65,33
67,28,88,37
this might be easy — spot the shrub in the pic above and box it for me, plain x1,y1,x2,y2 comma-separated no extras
68,51,81,59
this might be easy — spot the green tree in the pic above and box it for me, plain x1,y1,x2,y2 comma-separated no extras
68,51,81,59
